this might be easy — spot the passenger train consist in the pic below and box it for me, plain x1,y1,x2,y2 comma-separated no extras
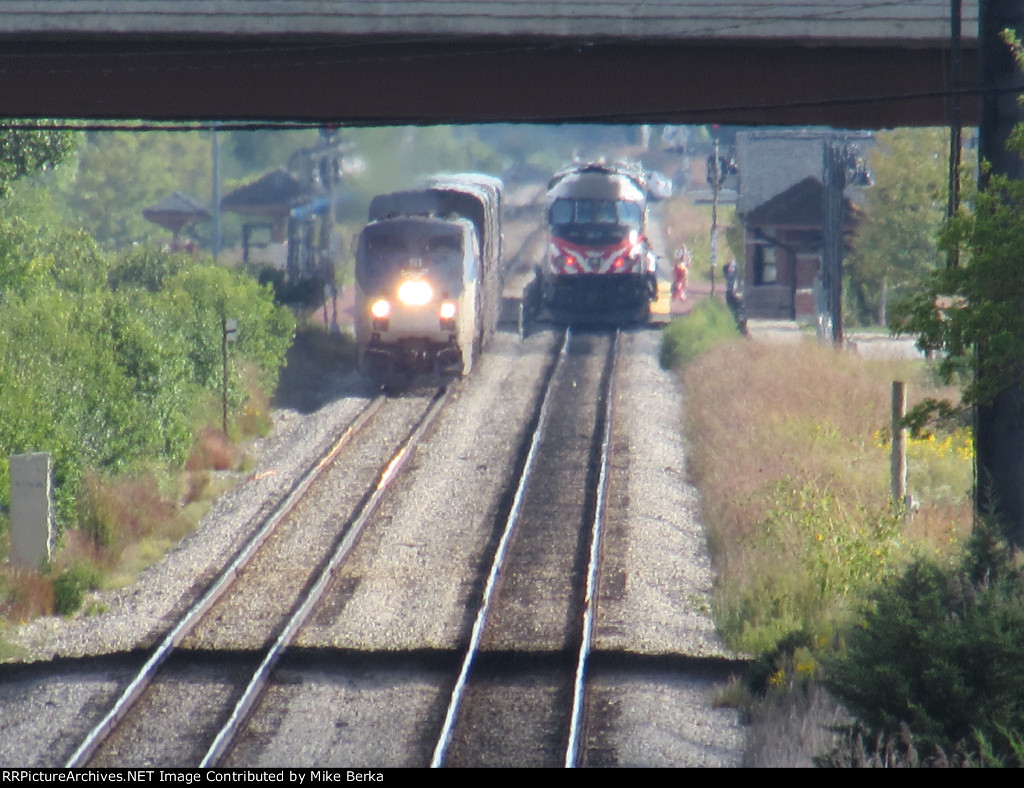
354,175,503,386
534,161,658,323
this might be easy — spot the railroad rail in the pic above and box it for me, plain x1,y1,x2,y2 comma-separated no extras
430,327,621,767
66,387,450,767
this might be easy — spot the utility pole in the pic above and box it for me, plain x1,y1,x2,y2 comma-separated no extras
708,137,720,296
948,0,963,247
976,0,1024,544
211,122,221,261
822,140,846,346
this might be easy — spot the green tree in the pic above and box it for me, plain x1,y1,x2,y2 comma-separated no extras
893,30,1024,545
222,128,319,181
0,121,75,198
343,126,503,206
0,216,108,298
61,130,212,250
159,265,294,396
847,128,949,325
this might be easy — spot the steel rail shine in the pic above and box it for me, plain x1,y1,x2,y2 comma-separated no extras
65,393,388,768
430,328,570,768
565,328,620,767
203,386,451,766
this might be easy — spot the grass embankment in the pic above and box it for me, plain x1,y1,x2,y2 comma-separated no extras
680,326,970,656
664,299,987,763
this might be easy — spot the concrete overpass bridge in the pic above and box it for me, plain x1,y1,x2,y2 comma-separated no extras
0,1,980,128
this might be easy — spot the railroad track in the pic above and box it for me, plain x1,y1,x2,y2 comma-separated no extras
431,327,621,767
67,387,451,767
34,322,740,768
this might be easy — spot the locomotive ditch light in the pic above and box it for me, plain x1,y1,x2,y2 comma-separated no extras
370,298,392,319
397,279,434,306
439,300,457,331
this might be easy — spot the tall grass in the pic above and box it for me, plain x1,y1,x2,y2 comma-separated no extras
660,298,744,369
680,337,971,656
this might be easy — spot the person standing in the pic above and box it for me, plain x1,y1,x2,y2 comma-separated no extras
722,257,746,334
723,257,738,296
672,246,690,301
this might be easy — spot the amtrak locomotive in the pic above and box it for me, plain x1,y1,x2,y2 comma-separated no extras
354,175,502,386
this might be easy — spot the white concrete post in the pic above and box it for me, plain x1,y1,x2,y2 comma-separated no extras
9,452,52,567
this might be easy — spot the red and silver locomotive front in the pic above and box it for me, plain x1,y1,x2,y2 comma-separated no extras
541,167,656,320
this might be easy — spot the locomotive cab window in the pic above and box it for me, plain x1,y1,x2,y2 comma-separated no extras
617,200,643,227
549,199,574,225
425,235,462,254
550,198,643,227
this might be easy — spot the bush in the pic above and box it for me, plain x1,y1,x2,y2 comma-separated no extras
0,256,294,530
52,564,101,616
659,298,742,370
716,479,907,655
824,522,1024,765
108,246,194,293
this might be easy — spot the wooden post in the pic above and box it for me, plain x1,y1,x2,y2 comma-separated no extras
891,381,907,503
221,317,228,436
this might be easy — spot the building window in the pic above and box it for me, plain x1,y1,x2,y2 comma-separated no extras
754,245,777,285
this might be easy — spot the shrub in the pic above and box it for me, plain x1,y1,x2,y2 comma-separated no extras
52,564,101,616
824,521,1024,765
659,298,742,370
107,246,193,293
77,471,191,555
716,478,907,655
0,570,54,622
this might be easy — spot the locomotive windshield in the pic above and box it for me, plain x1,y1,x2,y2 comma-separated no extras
548,198,643,245
356,220,467,296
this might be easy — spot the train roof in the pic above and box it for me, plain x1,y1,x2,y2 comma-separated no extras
546,163,646,204
424,172,504,195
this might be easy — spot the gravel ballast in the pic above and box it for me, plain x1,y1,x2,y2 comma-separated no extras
0,322,743,767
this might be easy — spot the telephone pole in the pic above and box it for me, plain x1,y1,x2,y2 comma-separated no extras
709,137,720,296
976,0,1024,544
822,140,846,346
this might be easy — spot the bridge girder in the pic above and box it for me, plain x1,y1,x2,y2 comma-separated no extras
0,39,978,128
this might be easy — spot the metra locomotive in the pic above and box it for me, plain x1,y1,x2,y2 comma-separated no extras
534,161,658,323
354,175,503,386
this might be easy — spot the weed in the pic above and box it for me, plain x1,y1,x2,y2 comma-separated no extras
186,427,238,472
0,570,54,622
683,338,970,656
660,298,744,370
52,564,101,616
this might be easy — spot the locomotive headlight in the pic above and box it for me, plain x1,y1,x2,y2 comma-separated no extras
370,298,392,319
439,300,457,331
397,279,434,306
